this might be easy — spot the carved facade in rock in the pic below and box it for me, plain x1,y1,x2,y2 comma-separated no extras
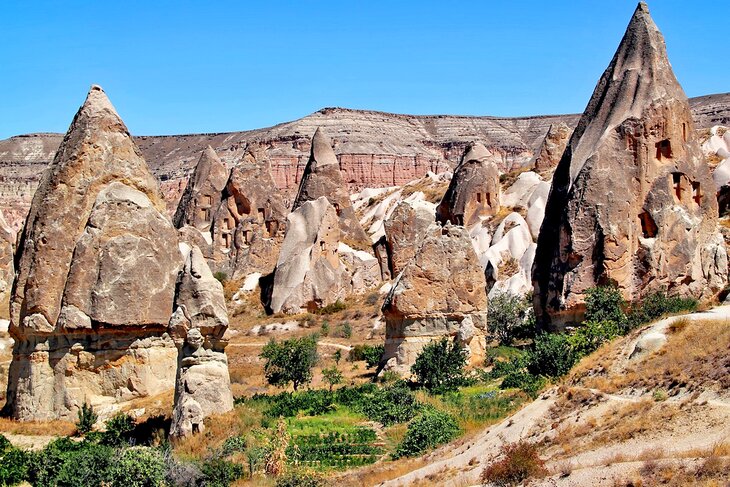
533,3,728,330
436,143,501,227
174,146,287,280
382,224,488,375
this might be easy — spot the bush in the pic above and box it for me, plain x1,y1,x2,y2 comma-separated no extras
333,322,352,339
501,370,546,398
53,443,114,487
316,300,347,315
584,285,626,326
275,469,327,487
348,344,383,369
481,441,548,486
213,271,228,283
626,291,698,329
411,337,467,393
76,402,98,435
107,447,166,487
526,333,577,378
200,457,245,487
0,440,29,487
321,366,343,392
489,291,535,345
393,409,459,458
102,413,136,446
358,382,422,426
568,320,619,357
220,436,247,456
261,335,319,390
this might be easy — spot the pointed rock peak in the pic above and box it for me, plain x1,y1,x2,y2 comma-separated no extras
191,145,228,192
310,128,339,168
461,142,491,165
78,84,124,125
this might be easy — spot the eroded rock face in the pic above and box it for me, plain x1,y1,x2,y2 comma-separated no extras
174,147,288,281
383,198,437,277
169,245,232,439
436,143,501,226
532,122,572,174
382,224,487,375
293,128,370,248
267,197,347,314
4,85,182,421
0,211,14,310
533,3,728,330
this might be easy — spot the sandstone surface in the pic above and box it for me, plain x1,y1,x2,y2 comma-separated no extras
533,3,728,329
532,122,572,174
383,198,437,278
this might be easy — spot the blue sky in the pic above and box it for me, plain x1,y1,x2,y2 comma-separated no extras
0,1,724,139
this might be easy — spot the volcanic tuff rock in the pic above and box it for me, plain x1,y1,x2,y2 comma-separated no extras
382,224,487,375
293,128,370,248
531,122,573,174
436,143,501,226
174,146,287,280
169,245,233,439
533,3,728,330
266,197,347,314
0,211,14,309
383,198,437,278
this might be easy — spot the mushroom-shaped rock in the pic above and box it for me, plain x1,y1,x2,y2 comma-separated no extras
4,85,182,421
533,3,728,330
436,143,501,226
382,224,488,376
267,197,347,314
293,128,370,248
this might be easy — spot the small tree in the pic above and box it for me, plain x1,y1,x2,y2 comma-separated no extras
362,344,384,369
411,337,467,393
584,285,626,326
333,350,342,365
321,366,343,392
76,402,98,435
260,335,319,391
489,291,535,345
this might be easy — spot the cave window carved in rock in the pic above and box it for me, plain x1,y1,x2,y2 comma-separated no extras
486,193,492,207
222,233,232,248
672,173,685,202
639,211,658,238
198,207,210,222
192,423,199,434
476,193,482,204
202,195,212,206
243,229,252,245
333,203,341,217
257,208,265,223
682,123,687,142
656,139,672,160
320,241,326,253
265,220,278,237
236,197,251,216
224,218,234,230
692,181,702,205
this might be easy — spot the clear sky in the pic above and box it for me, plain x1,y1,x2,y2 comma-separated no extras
0,1,724,139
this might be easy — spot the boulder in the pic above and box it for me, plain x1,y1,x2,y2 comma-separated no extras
382,224,488,375
4,85,181,421
293,128,371,249
383,198,436,277
501,171,542,209
267,197,347,314
533,3,728,330
436,143,501,226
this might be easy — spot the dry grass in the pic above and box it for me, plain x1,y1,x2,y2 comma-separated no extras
400,178,449,204
497,256,520,279
0,417,77,437
333,455,427,486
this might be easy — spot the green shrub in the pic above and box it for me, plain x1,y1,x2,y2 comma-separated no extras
584,285,626,326
489,291,535,345
348,344,383,369
220,436,247,456
102,413,136,446
200,457,245,487
568,320,619,356
107,447,166,487
76,402,97,435
260,335,319,391
0,443,30,487
317,300,347,315
501,370,545,398
320,321,330,337
27,437,82,487
334,322,352,339
53,443,114,487
626,291,698,330
321,366,343,392
393,409,459,458
359,382,422,426
481,441,548,486
274,468,327,487
526,333,577,378
411,337,466,393
213,271,228,283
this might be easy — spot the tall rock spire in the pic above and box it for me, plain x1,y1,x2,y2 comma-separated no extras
532,3,727,329
293,128,370,248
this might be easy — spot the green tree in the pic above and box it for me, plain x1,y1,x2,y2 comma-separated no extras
411,337,467,393
333,349,342,365
321,366,343,392
584,285,626,326
489,291,535,345
75,402,97,435
260,335,319,391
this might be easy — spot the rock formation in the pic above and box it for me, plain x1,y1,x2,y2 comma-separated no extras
4,85,181,420
174,147,287,280
383,198,437,277
382,224,487,375
0,210,14,310
267,197,347,314
169,245,233,439
532,122,572,174
533,3,728,330
436,143,501,226
3,86,232,430
293,128,370,248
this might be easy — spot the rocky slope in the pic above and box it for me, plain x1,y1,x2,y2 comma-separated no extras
1,95,728,233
